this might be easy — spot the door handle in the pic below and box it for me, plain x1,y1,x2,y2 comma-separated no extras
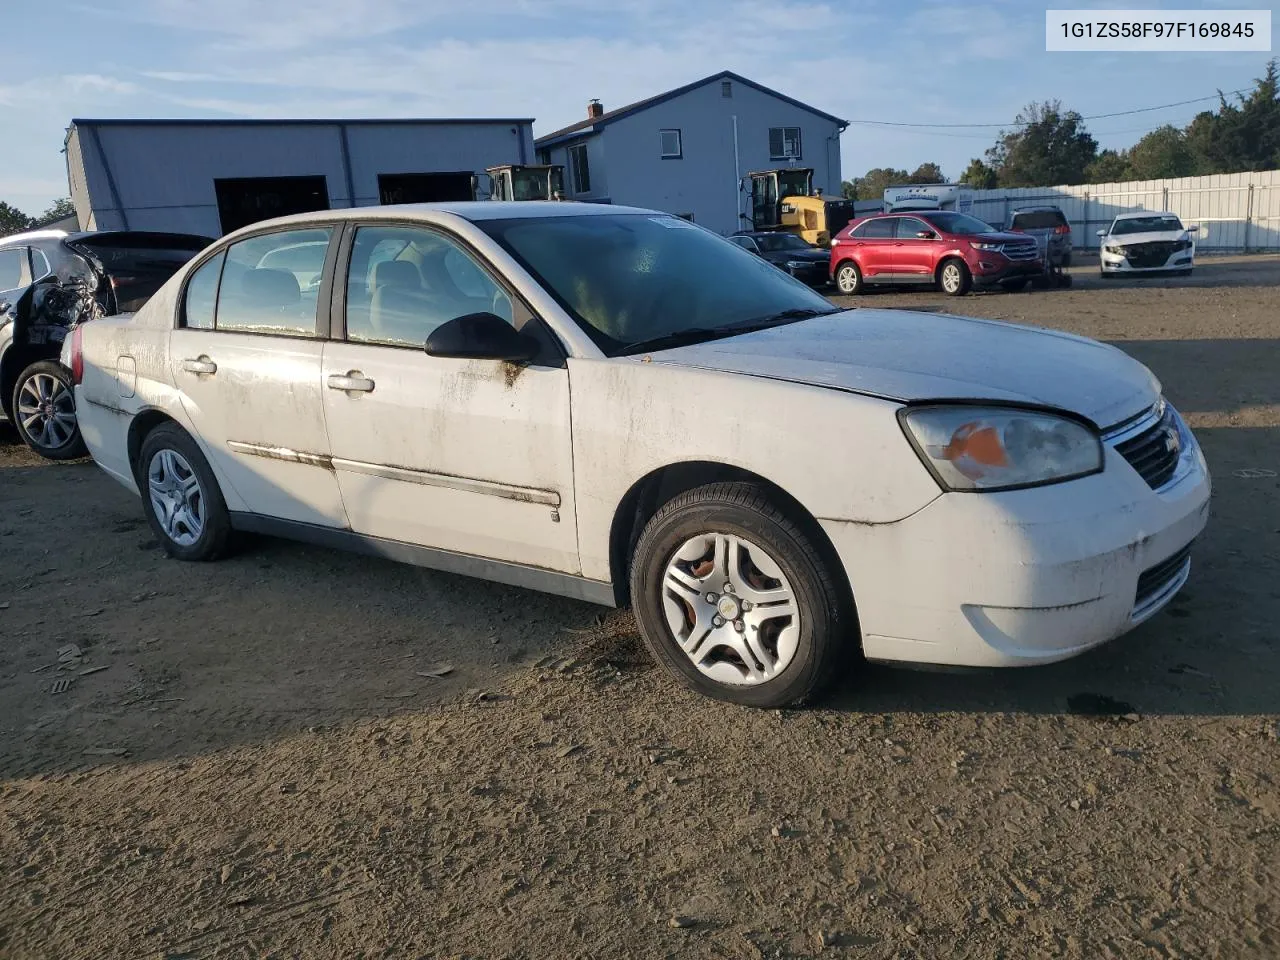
327,371,375,393
182,356,217,375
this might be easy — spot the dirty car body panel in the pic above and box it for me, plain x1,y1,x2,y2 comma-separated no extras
71,202,1210,683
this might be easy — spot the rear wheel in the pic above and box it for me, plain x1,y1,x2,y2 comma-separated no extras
12,361,87,461
834,261,862,295
938,258,971,296
137,423,232,561
629,482,853,708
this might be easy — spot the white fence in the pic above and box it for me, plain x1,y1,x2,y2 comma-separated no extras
853,169,1280,253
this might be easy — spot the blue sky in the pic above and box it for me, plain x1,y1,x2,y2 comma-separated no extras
3,0,1276,216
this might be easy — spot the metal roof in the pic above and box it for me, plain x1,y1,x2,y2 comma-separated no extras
535,71,847,148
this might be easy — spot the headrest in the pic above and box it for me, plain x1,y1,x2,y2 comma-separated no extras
240,268,300,307
373,259,421,289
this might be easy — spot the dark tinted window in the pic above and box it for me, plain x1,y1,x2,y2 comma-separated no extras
1011,209,1068,230
71,234,212,312
478,213,835,356
852,218,895,239
922,212,997,235
755,234,810,252
182,252,224,330
728,236,759,252
216,228,332,336
898,217,933,238
0,248,25,290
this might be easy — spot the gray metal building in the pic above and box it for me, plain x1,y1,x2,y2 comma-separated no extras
535,71,848,235
66,118,535,236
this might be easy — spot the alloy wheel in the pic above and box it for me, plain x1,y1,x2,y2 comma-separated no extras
17,373,77,451
661,532,801,685
941,263,962,293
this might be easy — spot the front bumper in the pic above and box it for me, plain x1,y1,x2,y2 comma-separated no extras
971,257,1044,287
1101,248,1194,272
785,261,830,285
822,408,1211,667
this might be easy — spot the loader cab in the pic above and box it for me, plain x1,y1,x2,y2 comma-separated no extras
484,164,567,202
745,167,815,230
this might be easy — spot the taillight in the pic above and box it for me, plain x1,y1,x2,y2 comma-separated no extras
70,325,84,385
1054,224,1071,234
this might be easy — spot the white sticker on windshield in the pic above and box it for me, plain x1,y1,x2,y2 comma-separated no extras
650,217,697,229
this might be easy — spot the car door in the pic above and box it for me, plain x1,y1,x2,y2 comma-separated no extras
894,216,945,280
848,218,898,278
320,222,580,573
168,225,348,527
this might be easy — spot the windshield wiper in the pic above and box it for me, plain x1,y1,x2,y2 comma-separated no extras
621,307,838,356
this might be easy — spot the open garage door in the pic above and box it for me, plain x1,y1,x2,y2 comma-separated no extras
378,172,474,205
214,176,331,234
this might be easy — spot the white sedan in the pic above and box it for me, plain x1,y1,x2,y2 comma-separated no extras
67,203,1211,708
1098,211,1199,276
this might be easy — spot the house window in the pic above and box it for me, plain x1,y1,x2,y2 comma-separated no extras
769,126,802,161
660,129,682,159
536,148,550,165
569,143,591,194
721,80,733,98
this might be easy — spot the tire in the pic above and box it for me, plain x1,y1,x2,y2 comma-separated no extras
1000,278,1029,292
12,360,88,461
629,482,854,708
938,258,971,296
137,423,232,561
833,260,862,295
1062,254,1072,268
1057,273,1074,288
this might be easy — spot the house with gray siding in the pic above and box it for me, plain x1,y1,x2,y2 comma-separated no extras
66,118,535,236
534,71,847,235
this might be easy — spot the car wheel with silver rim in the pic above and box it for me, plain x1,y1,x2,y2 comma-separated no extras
834,261,862,295
11,361,87,461
938,258,971,296
137,422,232,561
629,481,854,707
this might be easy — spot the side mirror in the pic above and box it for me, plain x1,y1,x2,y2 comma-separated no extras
1096,229,1107,238
1186,225,1199,233
425,312,537,362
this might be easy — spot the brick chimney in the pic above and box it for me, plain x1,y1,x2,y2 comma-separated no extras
587,99,603,120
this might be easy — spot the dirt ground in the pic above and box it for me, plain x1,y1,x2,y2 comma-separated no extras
2,254,1278,960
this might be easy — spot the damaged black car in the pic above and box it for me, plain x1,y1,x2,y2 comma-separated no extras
0,229,213,459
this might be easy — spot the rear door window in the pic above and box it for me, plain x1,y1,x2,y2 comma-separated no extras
215,228,333,336
852,218,895,239
0,248,27,291
1011,210,1068,230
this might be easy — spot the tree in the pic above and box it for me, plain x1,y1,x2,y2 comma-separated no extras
851,167,910,201
0,202,33,238
985,100,1098,187
1126,126,1194,180
906,162,945,184
959,158,998,189
1085,149,1131,184
840,180,858,199
35,197,76,226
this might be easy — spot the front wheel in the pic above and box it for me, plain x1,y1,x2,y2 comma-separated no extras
629,482,853,708
938,259,971,296
12,360,87,461
834,261,862,295
137,423,233,561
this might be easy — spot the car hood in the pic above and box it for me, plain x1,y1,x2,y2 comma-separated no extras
766,248,828,262
1105,230,1190,244
648,309,1160,428
973,230,1032,244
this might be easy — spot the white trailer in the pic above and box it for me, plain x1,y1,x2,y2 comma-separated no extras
883,183,974,214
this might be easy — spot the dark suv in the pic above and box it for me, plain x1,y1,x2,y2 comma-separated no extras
829,211,1042,296
0,229,213,459
1006,205,1073,268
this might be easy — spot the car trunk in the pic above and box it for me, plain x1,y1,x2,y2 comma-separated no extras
66,232,214,314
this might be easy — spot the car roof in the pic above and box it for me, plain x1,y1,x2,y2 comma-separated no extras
1113,210,1178,219
251,201,659,229
1009,205,1065,213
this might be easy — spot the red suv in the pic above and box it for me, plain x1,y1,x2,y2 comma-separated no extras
829,210,1043,296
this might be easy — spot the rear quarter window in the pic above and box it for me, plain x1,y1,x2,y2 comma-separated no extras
1011,210,1068,230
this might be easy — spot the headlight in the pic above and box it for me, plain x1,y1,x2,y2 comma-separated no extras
899,406,1103,492
1105,244,1124,255
970,241,1003,252
1172,238,1190,251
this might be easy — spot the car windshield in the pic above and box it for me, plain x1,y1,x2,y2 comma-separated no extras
1112,215,1183,235
754,234,811,252
923,212,998,235
777,171,811,200
478,213,838,355
1011,210,1068,230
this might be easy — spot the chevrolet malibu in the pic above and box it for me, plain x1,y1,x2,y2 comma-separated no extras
67,203,1211,708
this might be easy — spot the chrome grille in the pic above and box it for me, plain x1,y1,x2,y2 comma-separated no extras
1123,240,1177,268
1112,405,1181,490
1002,242,1039,262
1134,542,1193,615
